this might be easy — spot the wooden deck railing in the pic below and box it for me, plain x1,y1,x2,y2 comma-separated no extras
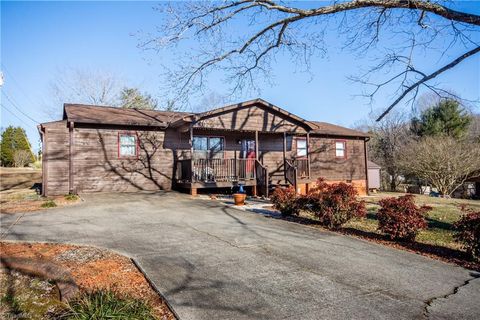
293,159,309,178
175,158,256,183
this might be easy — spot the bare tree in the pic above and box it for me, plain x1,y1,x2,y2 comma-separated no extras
46,68,122,119
143,0,480,119
193,91,230,112
368,111,412,191
400,136,480,196
13,150,33,167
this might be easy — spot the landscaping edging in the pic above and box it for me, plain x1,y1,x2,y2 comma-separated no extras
0,241,177,319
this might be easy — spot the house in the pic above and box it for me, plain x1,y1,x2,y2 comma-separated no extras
38,99,370,197
367,161,381,191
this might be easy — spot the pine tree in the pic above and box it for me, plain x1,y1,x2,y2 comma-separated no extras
119,88,157,110
0,126,16,166
411,99,472,139
0,126,34,167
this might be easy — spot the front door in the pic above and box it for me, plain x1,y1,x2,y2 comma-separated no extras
241,139,256,159
241,139,256,179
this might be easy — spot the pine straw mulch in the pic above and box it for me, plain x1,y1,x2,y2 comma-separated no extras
0,242,176,320
0,189,82,214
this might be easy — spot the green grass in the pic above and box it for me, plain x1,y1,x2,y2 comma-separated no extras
64,194,79,201
57,290,156,320
342,192,480,250
41,199,57,208
0,270,64,320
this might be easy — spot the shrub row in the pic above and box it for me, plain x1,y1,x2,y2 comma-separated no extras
271,179,479,259
271,178,366,229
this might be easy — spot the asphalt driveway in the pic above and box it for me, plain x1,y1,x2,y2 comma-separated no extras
1,192,479,320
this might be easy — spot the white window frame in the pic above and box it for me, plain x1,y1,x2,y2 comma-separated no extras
119,133,138,158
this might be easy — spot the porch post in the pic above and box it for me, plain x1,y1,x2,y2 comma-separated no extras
306,131,310,178
189,124,194,183
255,130,259,161
283,132,287,180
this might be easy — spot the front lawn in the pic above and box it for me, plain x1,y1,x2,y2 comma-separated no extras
350,192,480,250
279,191,480,270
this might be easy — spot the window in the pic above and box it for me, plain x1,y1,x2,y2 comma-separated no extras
119,133,137,157
335,141,346,158
193,136,224,158
296,138,307,157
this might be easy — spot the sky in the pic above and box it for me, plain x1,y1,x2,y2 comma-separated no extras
1,1,479,152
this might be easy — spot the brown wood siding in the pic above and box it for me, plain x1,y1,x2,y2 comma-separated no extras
43,121,70,196
309,136,366,181
195,105,308,133
72,128,174,193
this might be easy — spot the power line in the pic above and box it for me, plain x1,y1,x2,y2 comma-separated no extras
1,91,39,124
1,64,38,108
0,103,35,128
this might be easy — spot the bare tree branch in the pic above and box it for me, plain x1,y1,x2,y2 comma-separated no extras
376,45,480,121
144,0,480,114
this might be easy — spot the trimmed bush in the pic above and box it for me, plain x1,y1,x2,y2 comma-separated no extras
41,200,57,208
271,186,300,216
57,289,156,320
377,194,430,241
454,207,480,259
304,179,366,229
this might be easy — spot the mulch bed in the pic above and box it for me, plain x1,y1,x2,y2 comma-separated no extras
278,214,480,272
0,242,176,320
0,189,82,214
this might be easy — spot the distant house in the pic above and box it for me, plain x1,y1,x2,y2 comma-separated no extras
367,161,381,191
38,98,370,196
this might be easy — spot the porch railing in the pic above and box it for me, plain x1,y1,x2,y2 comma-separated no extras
175,158,256,183
293,159,309,178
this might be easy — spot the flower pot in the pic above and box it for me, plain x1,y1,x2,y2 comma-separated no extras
233,193,246,206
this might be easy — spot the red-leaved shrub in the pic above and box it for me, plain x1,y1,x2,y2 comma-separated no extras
454,207,480,259
271,186,300,216
377,194,430,241
304,179,366,229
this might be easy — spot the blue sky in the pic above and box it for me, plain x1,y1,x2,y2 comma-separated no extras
1,1,479,152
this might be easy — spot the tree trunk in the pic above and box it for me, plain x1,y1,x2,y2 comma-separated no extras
389,176,397,192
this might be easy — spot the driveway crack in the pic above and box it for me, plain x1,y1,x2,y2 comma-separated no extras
185,225,249,249
422,274,479,319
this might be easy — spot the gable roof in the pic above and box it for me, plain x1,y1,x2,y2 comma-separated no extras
308,121,369,138
63,103,192,128
192,98,315,130
59,99,369,138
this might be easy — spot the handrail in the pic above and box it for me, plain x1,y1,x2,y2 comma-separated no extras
285,159,297,192
255,160,269,197
293,158,309,178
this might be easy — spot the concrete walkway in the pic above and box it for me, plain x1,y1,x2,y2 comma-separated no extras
1,192,479,320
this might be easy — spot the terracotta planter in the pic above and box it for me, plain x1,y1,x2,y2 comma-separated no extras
233,193,246,206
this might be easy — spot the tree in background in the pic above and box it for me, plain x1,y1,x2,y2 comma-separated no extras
0,126,34,167
119,88,158,110
46,68,123,119
411,99,471,139
400,136,480,196
367,112,412,191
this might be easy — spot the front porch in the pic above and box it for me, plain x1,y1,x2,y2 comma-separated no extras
172,125,313,195
174,157,311,196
